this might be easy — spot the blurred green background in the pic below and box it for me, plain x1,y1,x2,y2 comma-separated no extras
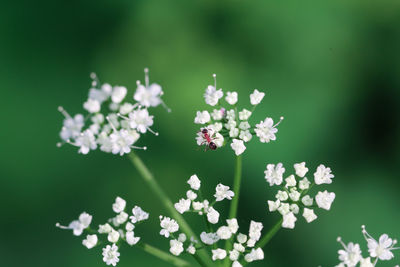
1,0,399,266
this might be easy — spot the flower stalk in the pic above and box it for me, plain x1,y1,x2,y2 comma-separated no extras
228,155,242,219
137,242,190,267
128,152,212,266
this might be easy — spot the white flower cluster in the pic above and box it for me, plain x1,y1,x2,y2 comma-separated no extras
161,174,265,266
159,216,199,256
58,69,167,155
56,196,149,266
195,74,283,156
174,174,234,223
335,225,399,267
266,162,336,229
209,220,265,266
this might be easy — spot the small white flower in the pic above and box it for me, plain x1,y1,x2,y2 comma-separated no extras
130,206,149,223
226,109,236,120
276,190,288,201
225,91,238,105
79,212,92,228
212,248,227,261
232,261,243,267
294,162,308,178
265,163,285,186
178,233,187,242
225,119,237,130
75,129,97,154
187,244,196,254
211,109,224,120
60,113,84,141
200,232,220,245
194,111,211,124
359,257,374,267
255,117,279,143
134,83,163,108
337,239,362,267
128,109,154,134
83,99,101,113
214,184,234,201
231,139,246,156
278,203,290,215
119,103,134,115
298,177,311,190
204,85,223,106
192,201,204,211
109,129,138,156
160,216,179,238
102,244,120,266
227,218,239,234
235,241,246,251
315,190,336,210
289,188,300,202
112,197,126,213
282,212,297,229
249,221,263,241
301,195,313,206
108,230,120,243
188,175,201,190
125,222,135,232
363,227,396,261
303,208,317,223
207,207,220,224
268,200,281,212
111,86,127,103
245,248,264,262
238,109,252,120
186,190,197,200
217,226,232,240
290,204,299,214
169,239,184,256
229,127,239,138
250,89,265,105
113,212,128,226
126,231,140,245
285,175,297,187
239,130,252,142
82,234,98,249
174,198,191,214
229,250,240,261
314,164,334,185
239,121,250,130
98,223,113,234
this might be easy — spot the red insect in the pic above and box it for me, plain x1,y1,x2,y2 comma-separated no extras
200,128,217,150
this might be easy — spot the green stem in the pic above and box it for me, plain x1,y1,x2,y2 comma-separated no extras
128,152,212,267
228,155,242,219
223,155,242,266
137,242,190,267
257,218,282,248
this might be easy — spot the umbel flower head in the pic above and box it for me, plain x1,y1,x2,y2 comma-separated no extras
159,174,265,266
56,196,149,266
57,68,168,155
194,74,284,156
266,162,336,229
335,225,399,267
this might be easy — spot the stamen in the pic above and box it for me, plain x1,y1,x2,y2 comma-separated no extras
336,236,347,250
136,80,141,86
361,225,374,241
161,100,171,113
66,139,79,147
144,68,149,88
117,113,129,120
273,116,284,127
131,145,147,150
56,142,63,148
212,73,217,89
90,72,100,87
58,106,71,118
106,116,118,132
55,222,70,230
146,127,159,136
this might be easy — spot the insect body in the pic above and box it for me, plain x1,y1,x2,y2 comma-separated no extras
201,128,217,150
